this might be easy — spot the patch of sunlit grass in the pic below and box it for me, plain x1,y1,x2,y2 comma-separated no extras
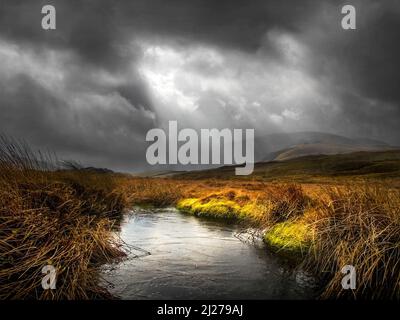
177,197,242,220
263,221,311,256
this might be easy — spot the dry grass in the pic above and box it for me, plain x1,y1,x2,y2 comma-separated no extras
175,182,309,225
151,176,400,299
1,135,399,299
118,177,183,207
0,137,127,299
303,185,400,299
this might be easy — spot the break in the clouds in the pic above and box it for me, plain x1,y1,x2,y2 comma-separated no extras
0,0,399,171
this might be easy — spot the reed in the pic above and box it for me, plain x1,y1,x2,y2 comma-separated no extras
2,135,399,299
303,185,400,299
170,177,400,298
0,136,127,299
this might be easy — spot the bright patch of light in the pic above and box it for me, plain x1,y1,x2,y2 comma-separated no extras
137,34,332,133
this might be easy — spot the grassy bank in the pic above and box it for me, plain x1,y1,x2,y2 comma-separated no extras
171,181,400,299
175,184,313,257
2,136,400,299
0,138,127,299
117,175,400,299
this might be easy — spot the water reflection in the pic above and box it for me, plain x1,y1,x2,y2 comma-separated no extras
102,208,317,299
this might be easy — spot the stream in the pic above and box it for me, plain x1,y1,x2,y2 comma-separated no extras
101,208,318,299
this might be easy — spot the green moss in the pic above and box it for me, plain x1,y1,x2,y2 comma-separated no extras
263,221,311,256
177,197,312,260
177,197,243,220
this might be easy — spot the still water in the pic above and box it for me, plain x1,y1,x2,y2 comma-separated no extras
102,208,317,299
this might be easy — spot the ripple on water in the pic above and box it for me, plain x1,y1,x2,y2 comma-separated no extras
101,208,318,300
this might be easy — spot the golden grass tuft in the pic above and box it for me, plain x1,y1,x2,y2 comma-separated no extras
118,177,182,207
263,221,311,255
0,136,127,299
174,179,400,299
1,135,399,299
177,197,243,220
303,185,400,299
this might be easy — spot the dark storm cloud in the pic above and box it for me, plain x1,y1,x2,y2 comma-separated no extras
0,71,154,171
299,0,400,103
0,0,399,171
295,0,400,144
341,1,400,104
0,0,314,68
2,0,399,92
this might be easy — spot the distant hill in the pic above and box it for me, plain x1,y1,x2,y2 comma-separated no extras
265,143,396,162
255,132,392,162
134,169,185,177
174,149,400,181
79,167,114,174
135,132,397,178
59,161,115,174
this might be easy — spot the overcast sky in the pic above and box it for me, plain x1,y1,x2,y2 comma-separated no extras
1,0,399,171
